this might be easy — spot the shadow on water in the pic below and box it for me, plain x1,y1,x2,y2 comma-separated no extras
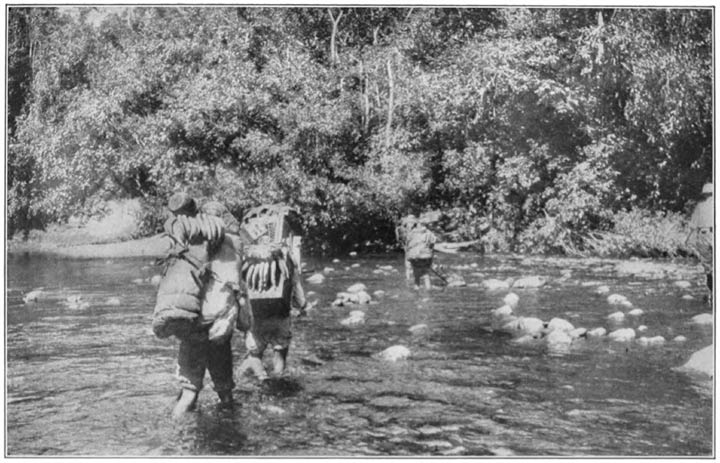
5,253,714,456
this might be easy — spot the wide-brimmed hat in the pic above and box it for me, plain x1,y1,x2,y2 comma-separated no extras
701,183,713,195
168,192,197,215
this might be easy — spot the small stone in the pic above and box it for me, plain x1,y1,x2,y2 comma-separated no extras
349,251,358,257
637,325,648,332
409,324,429,334
503,317,544,336
674,280,692,289
332,258,341,263
351,263,361,268
22,289,43,303
673,335,687,343
483,279,511,290
607,311,625,322
323,267,335,273
375,345,411,362
607,294,632,307
341,310,366,326
132,278,145,285
307,273,325,284
373,290,386,298
546,317,574,333
106,297,121,306
150,274,163,286
595,285,611,295
492,305,513,319
628,308,644,317
569,327,587,339
682,294,694,300
587,327,607,338
608,328,636,342
347,283,368,293
503,292,520,309
512,276,546,289
545,329,573,346
691,313,713,325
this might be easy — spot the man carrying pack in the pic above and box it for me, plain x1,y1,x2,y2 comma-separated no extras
686,182,714,305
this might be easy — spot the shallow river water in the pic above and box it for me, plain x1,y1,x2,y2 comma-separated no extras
6,252,714,456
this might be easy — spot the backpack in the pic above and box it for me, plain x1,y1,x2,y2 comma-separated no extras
405,225,435,260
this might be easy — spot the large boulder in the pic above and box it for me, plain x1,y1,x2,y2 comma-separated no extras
676,345,714,379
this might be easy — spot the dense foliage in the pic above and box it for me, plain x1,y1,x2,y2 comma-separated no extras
7,7,712,255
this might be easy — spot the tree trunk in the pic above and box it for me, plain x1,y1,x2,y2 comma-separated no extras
385,57,394,149
328,8,343,65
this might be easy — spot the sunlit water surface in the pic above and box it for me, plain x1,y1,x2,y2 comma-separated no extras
6,253,713,456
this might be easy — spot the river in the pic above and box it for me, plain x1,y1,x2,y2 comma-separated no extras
5,252,713,456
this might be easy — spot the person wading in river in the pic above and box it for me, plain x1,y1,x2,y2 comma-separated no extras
686,182,714,305
154,193,237,419
397,215,438,289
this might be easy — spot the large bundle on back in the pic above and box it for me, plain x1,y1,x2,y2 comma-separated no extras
241,244,294,319
152,213,226,340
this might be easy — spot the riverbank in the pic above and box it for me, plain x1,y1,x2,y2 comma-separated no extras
7,233,171,259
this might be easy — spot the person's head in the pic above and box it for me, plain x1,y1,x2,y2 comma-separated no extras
701,183,713,197
168,192,198,216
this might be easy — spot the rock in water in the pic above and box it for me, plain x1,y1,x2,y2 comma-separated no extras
608,328,636,342
483,279,511,290
502,317,544,336
23,289,43,303
447,273,467,287
307,273,325,284
347,283,368,293
691,313,713,325
607,294,632,307
512,276,546,289
546,318,574,333
607,311,625,322
375,345,411,362
503,293,520,309
628,308,644,317
409,324,429,334
492,304,514,319
545,329,573,347
676,345,713,378
341,310,366,326
595,285,610,295
587,327,607,338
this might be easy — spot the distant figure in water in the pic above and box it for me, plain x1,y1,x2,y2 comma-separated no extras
686,182,714,305
396,214,438,289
